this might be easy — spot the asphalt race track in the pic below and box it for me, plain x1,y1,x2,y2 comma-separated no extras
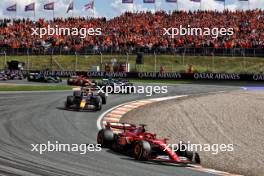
0,84,238,176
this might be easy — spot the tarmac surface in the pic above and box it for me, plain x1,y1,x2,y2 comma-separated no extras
0,82,238,176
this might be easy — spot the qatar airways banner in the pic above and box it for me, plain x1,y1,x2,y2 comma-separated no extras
27,70,264,81
85,72,264,81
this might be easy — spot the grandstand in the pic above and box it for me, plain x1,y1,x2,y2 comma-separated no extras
1,10,264,74
0,10,264,56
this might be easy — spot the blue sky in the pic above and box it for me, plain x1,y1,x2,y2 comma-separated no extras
0,0,263,20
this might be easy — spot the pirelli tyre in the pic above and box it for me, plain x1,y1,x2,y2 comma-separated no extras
79,80,84,86
98,92,107,104
111,134,122,151
176,144,201,164
44,77,48,83
67,78,73,85
65,96,74,108
56,77,62,83
97,129,114,148
183,150,201,164
134,140,151,161
28,75,34,81
95,96,102,111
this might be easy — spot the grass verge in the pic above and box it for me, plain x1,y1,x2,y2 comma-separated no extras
1,55,264,74
0,84,73,91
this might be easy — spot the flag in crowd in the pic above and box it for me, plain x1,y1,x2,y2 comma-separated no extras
85,1,94,10
67,1,74,13
143,0,155,3
25,3,35,12
4,0,255,16
166,0,177,2
6,4,17,12
122,0,134,3
44,2,54,10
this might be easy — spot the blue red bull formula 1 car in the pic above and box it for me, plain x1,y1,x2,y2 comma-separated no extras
65,87,107,111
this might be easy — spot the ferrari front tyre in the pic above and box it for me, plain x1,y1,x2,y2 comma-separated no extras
134,140,151,161
97,129,114,148
194,152,201,164
183,150,201,164
79,80,84,86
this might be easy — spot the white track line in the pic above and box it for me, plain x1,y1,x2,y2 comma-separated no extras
97,100,140,130
97,95,186,130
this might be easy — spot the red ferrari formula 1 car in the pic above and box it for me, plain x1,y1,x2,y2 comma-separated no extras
67,76,94,86
97,123,201,165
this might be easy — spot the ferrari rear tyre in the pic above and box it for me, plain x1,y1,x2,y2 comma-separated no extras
183,150,201,164
134,140,151,161
97,129,114,148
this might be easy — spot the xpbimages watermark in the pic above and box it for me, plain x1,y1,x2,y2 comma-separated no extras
31,25,102,38
163,25,234,39
31,141,101,154
96,85,168,96
162,141,234,155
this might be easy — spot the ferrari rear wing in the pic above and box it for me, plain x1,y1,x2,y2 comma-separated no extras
105,122,136,131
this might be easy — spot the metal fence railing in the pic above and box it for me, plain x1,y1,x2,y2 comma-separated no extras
1,47,264,57
1,51,264,74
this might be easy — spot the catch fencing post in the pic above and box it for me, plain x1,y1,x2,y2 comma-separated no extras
212,53,215,72
182,48,186,68
50,49,54,71
154,52,157,72
100,52,103,71
4,51,6,69
126,52,129,64
126,52,129,72
243,48,246,72
27,49,30,71
75,52,78,71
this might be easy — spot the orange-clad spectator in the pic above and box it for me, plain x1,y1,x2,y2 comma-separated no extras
0,10,264,52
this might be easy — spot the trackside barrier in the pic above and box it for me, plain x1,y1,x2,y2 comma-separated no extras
23,71,264,82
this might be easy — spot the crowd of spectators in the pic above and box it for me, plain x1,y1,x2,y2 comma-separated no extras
0,9,264,54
